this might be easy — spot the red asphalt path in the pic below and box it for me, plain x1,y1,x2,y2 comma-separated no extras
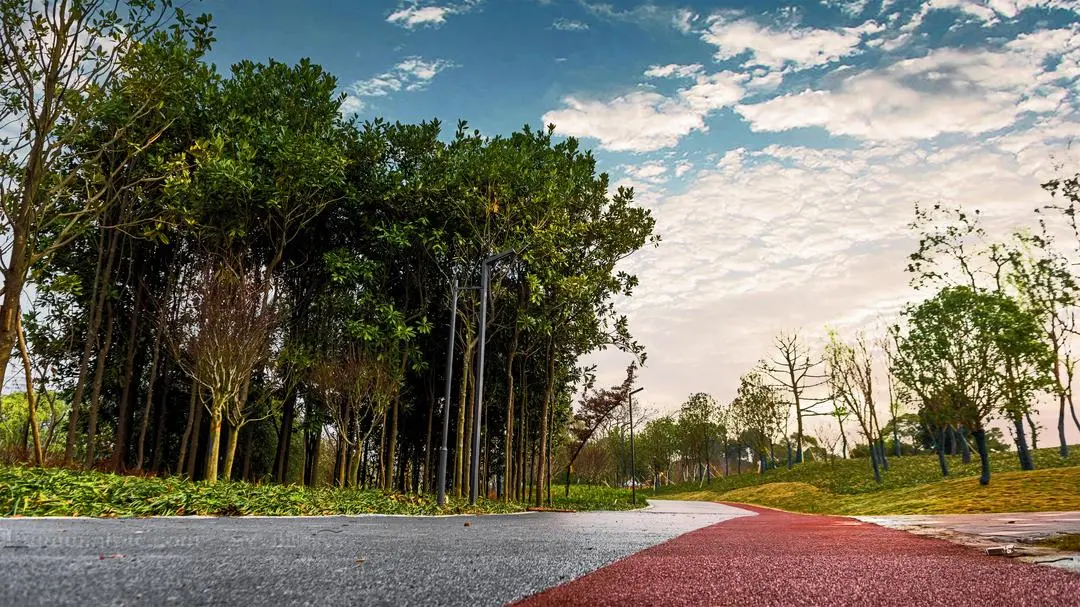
516,504,1080,607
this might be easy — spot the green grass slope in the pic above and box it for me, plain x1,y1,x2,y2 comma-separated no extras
654,446,1080,515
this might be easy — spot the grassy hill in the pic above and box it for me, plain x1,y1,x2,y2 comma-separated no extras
653,446,1080,515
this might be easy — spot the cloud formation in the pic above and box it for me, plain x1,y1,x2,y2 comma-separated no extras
348,57,457,102
386,1,481,29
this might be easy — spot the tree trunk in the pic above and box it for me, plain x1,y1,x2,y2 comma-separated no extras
111,281,143,472
936,427,950,477
274,389,297,483
423,377,435,492
185,390,204,479
0,233,29,402
16,318,43,466
1013,414,1035,471
1059,390,1070,458
85,301,116,468
386,397,399,491
454,338,475,498
176,379,199,475
972,427,991,485
205,407,223,484
135,322,164,471
1026,412,1039,450
149,373,170,474
64,229,118,464
535,339,555,507
959,426,972,464
222,421,241,481
503,333,518,501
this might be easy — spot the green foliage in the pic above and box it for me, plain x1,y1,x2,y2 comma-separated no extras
0,465,642,517
548,484,643,512
893,286,1055,429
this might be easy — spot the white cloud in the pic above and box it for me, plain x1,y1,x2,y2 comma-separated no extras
543,69,746,151
348,57,457,100
543,91,707,152
675,160,693,177
553,18,589,31
736,31,1080,140
623,161,669,184
701,14,883,70
644,63,703,79
823,0,872,17
340,94,365,116
386,1,481,29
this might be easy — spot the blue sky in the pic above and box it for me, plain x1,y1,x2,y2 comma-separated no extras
205,0,1080,441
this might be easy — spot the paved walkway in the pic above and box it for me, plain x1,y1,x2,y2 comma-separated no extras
516,504,1080,607
855,511,1080,541
0,500,746,606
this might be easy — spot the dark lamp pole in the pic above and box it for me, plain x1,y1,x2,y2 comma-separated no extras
629,387,643,506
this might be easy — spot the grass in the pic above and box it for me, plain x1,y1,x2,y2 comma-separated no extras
1039,533,1080,551
0,464,644,518
653,445,1080,515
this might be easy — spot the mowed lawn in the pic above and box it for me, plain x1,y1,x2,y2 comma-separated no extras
653,446,1080,515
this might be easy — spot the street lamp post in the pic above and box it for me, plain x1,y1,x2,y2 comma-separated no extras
470,250,514,505
628,387,643,506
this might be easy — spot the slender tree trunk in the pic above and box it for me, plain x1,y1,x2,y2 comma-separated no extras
136,322,164,471
463,348,477,499
222,422,241,481
936,426,949,477
1059,390,1070,458
454,338,475,498
65,229,118,464
386,397,399,491
0,232,29,401
423,378,435,492
149,373,170,474
959,426,972,464
85,301,116,468
274,389,297,483
535,339,555,507
1013,414,1035,471
176,379,199,475
972,428,991,485
111,281,143,472
16,318,43,466
1026,412,1039,450
205,406,223,484
185,390,204,478
504,328,519,501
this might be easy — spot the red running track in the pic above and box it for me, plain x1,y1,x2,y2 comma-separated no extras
515,504,1080,607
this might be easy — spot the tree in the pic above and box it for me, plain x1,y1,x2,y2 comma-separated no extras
562,364,635,496
678,392,718,484
892,286,1054,485
825,330,887,483
764,330,827,465
0,0,211,393
730,368,785,475
1010,228,1079,458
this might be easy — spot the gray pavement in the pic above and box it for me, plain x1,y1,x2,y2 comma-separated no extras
856,511,1080,573
0,500,753,607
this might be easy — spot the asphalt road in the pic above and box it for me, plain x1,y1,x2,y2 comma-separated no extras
519,504,1080,607
0,499,749,606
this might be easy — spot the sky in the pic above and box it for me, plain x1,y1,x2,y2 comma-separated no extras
205,0,1080,444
